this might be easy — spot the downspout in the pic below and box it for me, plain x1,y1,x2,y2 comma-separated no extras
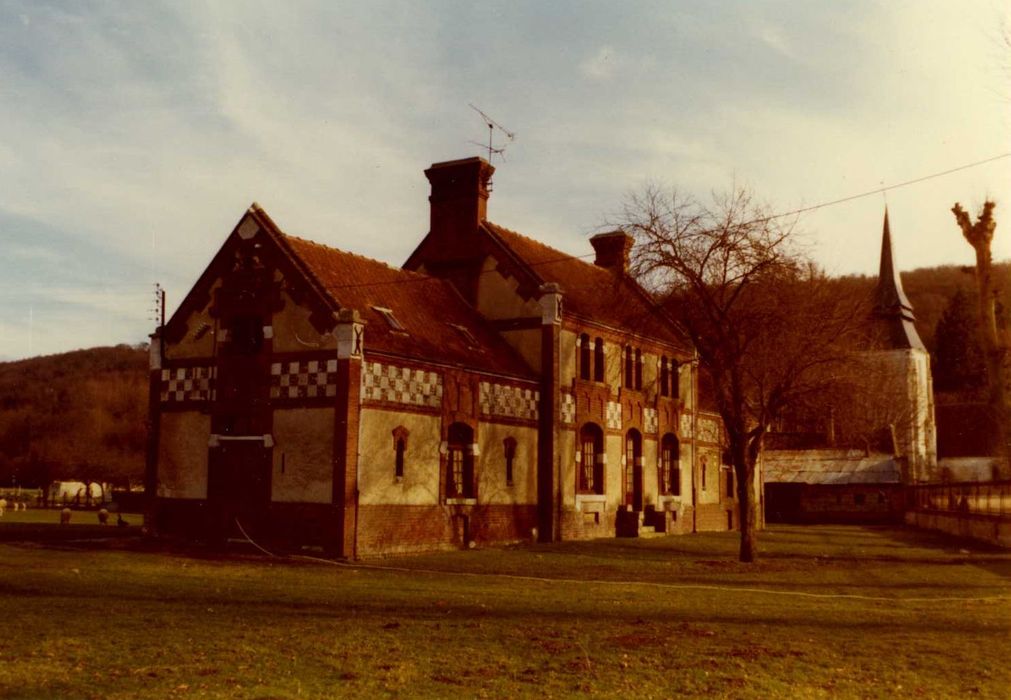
691,348,699,534
354,376,363,560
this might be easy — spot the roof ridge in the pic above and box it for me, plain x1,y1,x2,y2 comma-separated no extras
484,219,597,269
281,232,435,282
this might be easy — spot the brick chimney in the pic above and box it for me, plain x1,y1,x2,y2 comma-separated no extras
425,157,495,243
589,231,632,273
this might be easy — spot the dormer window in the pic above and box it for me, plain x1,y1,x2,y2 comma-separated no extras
447,323,480,349
373,307,406,332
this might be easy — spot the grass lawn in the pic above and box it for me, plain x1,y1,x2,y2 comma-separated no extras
0,509,143,543
0,525,1008,699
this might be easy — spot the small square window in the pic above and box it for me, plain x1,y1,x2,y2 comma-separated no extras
372,307,406,332
447,323,480,349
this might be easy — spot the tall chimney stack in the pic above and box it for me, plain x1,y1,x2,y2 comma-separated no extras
589,231,633,273
424,157,495,244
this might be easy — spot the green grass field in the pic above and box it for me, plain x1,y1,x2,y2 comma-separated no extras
0,525,1008,699
0,509,141,527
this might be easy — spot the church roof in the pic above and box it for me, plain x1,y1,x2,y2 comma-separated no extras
872,210,925,350
482,221,687,348
763,449,901,485
278,232,535,379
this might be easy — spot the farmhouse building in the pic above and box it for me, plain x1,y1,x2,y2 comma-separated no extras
147,157,736,557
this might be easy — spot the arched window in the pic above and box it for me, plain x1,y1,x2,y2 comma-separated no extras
701,455,708,491
660,433,680,495
578,423,604,495
503,437,517,486
624,429,643,509
593,337,605,381
634,349,643,390
660,357,669,397
671,359,680,399
624,345,634,388
392,426,409,479
579,333,591,380
446,423,475,499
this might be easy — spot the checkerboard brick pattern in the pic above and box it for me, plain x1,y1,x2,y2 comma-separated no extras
698,415,721,444
606,400,622,430
680,412,693,437
643,407,658,435
362,361,442,408
479,382,539,421
160,366,216,403
677,413,721,443
270,359,339,400
560,392,576,424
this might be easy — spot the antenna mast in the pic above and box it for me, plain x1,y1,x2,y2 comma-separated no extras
468,103,516,163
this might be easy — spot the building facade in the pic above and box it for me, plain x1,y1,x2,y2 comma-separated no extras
147,157,736,557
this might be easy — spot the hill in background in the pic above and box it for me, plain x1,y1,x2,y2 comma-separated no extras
836,262,1011,359
0,345,147,489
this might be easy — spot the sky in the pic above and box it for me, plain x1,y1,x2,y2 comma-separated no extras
1,0,1009,361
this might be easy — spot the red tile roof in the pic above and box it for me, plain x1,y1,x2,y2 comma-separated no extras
482,222,685,347
280,233,535,379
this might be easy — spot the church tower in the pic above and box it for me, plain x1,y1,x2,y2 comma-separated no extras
870,210,937,481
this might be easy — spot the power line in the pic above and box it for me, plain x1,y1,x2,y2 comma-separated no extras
756,151,1011,224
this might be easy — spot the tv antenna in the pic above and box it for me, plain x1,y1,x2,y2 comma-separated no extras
469,104,515,163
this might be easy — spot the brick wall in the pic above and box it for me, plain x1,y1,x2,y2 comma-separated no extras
357,504,538,556
559,508,618,540
695,502,737,532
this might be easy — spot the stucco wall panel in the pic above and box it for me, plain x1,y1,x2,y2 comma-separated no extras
475,258,541,319
164,279,222,360
477,423,538,505
271,291,337,353
358,408,442,506
501,329,542,373
157,412,210,499
271,407,334,503
642,438,658,507
560,329,577,386
604,433,623,508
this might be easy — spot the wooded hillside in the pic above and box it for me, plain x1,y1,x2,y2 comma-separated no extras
0,345,147,488
837,262,1011,358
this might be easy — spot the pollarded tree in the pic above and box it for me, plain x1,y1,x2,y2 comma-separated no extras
951,201,1011,474
612,186,867,562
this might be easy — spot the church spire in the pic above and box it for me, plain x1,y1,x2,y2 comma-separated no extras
872,209,925,350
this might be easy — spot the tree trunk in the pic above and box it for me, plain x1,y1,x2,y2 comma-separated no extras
731,430,762,562
953,202,1011,475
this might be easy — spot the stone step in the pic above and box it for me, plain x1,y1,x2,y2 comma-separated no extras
638,527,666,539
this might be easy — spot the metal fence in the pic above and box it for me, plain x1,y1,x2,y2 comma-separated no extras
911,480,1011,518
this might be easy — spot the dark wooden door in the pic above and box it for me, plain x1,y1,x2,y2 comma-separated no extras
207,441,271,540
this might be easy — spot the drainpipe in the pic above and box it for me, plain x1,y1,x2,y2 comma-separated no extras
691,348,699,534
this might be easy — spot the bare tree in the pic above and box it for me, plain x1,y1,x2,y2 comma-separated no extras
613,186,866,561
951,201,1011,475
